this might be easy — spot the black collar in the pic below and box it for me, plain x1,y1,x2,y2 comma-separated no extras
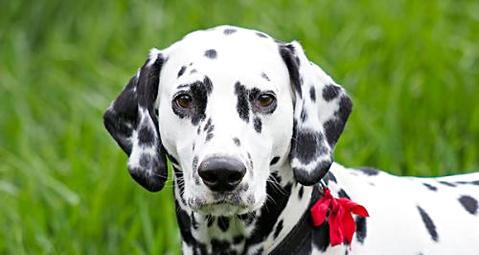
268,186,322,255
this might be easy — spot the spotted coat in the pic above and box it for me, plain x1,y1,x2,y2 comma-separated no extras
104,25,479,255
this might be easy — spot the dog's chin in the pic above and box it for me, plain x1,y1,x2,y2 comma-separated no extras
189,195,266,216
195,202,252,216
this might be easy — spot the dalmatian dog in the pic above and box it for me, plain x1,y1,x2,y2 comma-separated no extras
103,25,479,255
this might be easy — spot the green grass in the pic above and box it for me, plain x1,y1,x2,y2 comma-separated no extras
1,0,478,254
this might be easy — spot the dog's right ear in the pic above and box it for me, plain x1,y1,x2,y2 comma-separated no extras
103,49,168,192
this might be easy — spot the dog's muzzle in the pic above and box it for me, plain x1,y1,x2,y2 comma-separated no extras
198,156,246,192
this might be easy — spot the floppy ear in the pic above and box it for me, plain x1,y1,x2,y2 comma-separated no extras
103,49,168,192
280,41,352,186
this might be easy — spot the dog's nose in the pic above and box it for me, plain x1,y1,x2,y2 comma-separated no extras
198,156,246,192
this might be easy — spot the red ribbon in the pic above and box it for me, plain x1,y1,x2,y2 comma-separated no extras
310,188,369,246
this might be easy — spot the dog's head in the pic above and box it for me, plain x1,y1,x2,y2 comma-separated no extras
104,26,351,216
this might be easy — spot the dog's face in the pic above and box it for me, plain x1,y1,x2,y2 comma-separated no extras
104,26,352,216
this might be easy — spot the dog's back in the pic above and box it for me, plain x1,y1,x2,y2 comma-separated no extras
327,163,479,254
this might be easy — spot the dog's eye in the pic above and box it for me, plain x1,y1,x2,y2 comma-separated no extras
256,93,276,108
175,94,193,108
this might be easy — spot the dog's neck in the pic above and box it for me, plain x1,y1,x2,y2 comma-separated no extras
173,163,336,255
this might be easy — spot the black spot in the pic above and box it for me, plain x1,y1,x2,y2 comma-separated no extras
423,183,438,191
253,117,262,133
322,84,341,101
203,76,213,93
270,156,280,165
175,201,195,245
273,220,284,239
204,49,217,59
244,174,292,246
472,180,479,185
261,72,270,81
177,65,186,77
224,28,237,35
300,108,308,122
233,235,244,244
326,172,337,183
458,195,478,215
190,69,197,74
211,239,232,254
191,212,199,229
439,181,456,187
233,137,241,146
138,125,155,146
203,118,212,132
139,154,152,168
235,82,250,123
279,45,302,98
298,186,304,199
417,206,439,242
237,213,255,226
323,96,353,146
309,86,316,102
338,189,351,199
205,133,214,142
312,221,330,251
358,167,379,176
217,216,230,232
293,129,327,164
355,217,367,244
256,32,268,38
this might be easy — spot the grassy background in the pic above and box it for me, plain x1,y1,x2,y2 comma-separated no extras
1,0,478,254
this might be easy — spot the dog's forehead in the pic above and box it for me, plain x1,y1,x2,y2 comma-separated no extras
161,26,289,91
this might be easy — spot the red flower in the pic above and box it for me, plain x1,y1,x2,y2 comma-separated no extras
310,188,369,246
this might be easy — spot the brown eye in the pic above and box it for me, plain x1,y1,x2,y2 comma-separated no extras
175,94,192,108
256,93,275,107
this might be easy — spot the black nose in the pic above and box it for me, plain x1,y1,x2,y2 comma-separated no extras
198,156,246,192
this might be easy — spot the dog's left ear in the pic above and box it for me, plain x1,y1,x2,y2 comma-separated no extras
280,41,352,186
103,49,168,192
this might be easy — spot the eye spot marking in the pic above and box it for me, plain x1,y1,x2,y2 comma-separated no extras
270,156,280,165
234,82,250,123
233,137,241,146
177,65,186,78
253,117,262,133
261,72,270,81
204,49,217,59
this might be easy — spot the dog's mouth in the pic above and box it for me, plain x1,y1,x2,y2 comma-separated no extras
188,193,255,216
